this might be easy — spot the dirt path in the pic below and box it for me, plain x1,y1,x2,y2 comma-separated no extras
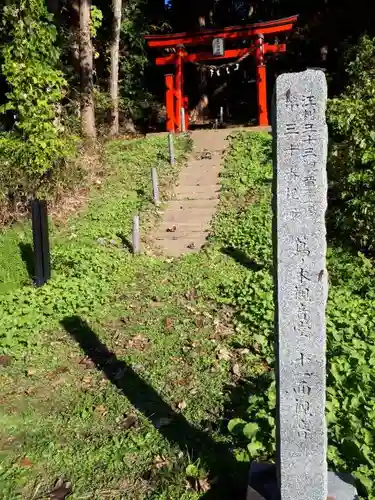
153,126,270,257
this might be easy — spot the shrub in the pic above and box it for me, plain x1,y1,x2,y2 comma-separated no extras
327,35,375,252
0,0,76,210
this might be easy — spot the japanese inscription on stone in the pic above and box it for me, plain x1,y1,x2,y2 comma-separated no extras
212,38,224,57
273,70,328,500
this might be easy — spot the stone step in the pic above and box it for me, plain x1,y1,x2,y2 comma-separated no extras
166,199,218,209
162,213,214,225
155,229,209,240
158,222,211,231
155,236,208,257
178,168,222,180
174,184,219,192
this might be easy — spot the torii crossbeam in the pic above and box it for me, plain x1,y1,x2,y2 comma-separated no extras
145,15,298,132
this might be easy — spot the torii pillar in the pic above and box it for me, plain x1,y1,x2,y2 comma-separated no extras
165,73,175,132
164,47,188,133
255,34,269,126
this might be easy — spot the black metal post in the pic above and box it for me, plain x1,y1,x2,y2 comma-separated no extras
40,201,51,282
31,200,50,287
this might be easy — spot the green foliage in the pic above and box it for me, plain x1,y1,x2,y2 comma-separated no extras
0,133,244,499
90,4,103,39
219,133,375,499
0,134,190,353
120,0,152,120
0,0,75,201
212,132,273,267
328,35,375,251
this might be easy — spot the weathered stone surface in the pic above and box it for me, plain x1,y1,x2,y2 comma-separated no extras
273,70,328,500
248,465,359,500
327,471,359,500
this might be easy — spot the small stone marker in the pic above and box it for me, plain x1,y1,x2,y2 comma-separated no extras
219,106,224,125
180,107,186,132
168,132,175,165
248,70,358,500
132,215,140,254
151,167,160,205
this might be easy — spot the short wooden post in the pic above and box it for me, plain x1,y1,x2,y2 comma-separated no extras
180,107,186,132
132,215,140,254
31,200,51,287
151,167,160,205
168,132,175,165
183,97,189,131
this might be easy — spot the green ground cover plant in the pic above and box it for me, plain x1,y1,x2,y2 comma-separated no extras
328,35,375,252
218,133,375,499
0,131,374,499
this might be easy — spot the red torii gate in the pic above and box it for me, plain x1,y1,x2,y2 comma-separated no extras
145,15,298,132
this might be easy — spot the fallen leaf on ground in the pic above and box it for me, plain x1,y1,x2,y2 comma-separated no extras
198,478,211,492
164,317,173,330
94,404,108,416
150,299,163,308
50,479,72,500
26,368,36,377
20,457,32,467
175,377,190,386
185,289,197,301
81,375,93,389
127,334,149,350
49,367,69,378
52,375,68,388
177,400,187,410
217,347,231,361
79,356,96,369
0,355,12,367
232,363,241,377
153,455,170,470
121,414,137,430
195,317,204,328
186,477,211,493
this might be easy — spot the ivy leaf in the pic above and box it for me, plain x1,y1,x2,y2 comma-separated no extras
242,422,259,440
228,418,247,436
247,440,263,457
354,471,372,493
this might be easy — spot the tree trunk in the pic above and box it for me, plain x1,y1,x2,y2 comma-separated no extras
80,0,96,138
71,1,81,117
110,0,122,136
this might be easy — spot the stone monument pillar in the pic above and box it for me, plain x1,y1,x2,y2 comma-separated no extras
247,69,358,500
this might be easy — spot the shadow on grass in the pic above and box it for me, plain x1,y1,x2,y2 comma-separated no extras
116,232,134,253
62,316,249,499
222,246,263,271
19,242,35,282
